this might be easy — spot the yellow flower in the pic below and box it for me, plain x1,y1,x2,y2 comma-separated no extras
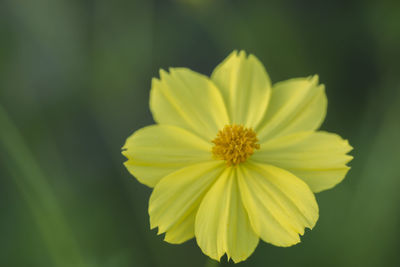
122,51,353,263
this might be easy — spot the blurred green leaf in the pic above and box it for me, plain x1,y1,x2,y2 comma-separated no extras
0,105,87,267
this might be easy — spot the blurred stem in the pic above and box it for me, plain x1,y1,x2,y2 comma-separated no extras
204,258,220,267
0,105,86,267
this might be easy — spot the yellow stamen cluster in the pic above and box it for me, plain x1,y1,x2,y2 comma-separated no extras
212,124,260,166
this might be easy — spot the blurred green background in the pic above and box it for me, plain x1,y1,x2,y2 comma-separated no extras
1,0,400,266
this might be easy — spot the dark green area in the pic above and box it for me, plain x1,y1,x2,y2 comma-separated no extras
1,0,399,266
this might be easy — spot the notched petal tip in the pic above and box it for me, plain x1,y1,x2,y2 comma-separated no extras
305,75,324,91
232,50,260,63
156,227,164,235
344,140,354,152
158,68,168,78
122,158,129,167
310,75,326,93
309,74,319,83
346,155,354,163
150,77,161,90
230,49,240,57
237,49,247,58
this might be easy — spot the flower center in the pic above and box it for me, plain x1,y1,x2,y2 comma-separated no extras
212,124,260,166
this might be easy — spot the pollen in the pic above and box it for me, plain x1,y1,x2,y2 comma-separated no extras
212,124,260,166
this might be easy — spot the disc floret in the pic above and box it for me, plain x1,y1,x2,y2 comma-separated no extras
212,124,260,166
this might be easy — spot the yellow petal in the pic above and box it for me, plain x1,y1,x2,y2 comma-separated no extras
211,50,271,128
164,212,195,244
122,125,212,187
256,76,327,142
237,162,318,247
150,68,229,141
149,161,225,244
195,168,259,263
252,131,353,192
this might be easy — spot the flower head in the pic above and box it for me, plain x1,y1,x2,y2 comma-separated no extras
122,50,353,263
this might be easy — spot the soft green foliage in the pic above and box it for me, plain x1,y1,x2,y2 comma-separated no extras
0,0,399,266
